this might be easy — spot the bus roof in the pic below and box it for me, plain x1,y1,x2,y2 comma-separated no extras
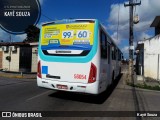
42,19,97,26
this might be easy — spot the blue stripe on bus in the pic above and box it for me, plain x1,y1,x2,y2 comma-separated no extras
42,66,48,74
38,19,99,63
41,45,92,50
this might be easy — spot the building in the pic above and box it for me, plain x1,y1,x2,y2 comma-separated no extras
151,16,160,36
136,16,160,80
0,42,38,73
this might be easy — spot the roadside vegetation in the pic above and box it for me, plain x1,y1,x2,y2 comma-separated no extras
127,82,160,91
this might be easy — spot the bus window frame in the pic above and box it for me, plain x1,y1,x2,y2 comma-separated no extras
112,45,116,60
108,44,111,64
100,29,107,59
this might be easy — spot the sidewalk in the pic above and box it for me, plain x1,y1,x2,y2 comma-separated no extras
135,74,160,87
0,71,36,79
124,65,160,91
124,72,160,91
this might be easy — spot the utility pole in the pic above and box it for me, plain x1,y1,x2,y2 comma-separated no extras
124,0,141,82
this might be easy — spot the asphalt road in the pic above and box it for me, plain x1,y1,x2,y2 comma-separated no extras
0,65,160,120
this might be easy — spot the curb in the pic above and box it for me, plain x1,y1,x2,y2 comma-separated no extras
135,87,160,93
0,70,37,79
0,73,36,79
0,70,36,74
126,83,160,93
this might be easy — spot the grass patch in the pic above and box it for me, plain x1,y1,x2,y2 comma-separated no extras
127,82,160,91
0,74,36,79
0,74,23,78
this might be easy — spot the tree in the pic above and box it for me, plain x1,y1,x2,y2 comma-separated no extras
24,25,40,42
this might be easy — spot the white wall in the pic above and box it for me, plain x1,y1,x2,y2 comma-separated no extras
31,46,38,72
143,35,160,80
2,47,20,71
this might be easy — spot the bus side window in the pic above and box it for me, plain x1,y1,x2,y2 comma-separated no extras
100,30,107,59
108,44,110,64
112,46,115,60
117,50,119,60
115,49,117,60
118,51,121,61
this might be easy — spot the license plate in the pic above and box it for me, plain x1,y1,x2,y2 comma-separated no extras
57,84,68,90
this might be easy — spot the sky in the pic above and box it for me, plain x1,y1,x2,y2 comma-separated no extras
0,0,160,59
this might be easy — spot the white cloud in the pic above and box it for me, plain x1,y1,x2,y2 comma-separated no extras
111,29,129,45
136,32,152,41
122,46,129,54
108,0,160,44
111,31,124,45
108,3,129,26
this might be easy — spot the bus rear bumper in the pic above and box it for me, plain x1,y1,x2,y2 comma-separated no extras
37,77,100,95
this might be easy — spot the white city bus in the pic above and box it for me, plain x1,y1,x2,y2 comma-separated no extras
37,19,122,94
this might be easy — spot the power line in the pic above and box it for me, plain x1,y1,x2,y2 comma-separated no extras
41,13,53,21
135,26,150,32
107,22,151,32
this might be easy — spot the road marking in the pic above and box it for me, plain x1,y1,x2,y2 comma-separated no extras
26,90,52,101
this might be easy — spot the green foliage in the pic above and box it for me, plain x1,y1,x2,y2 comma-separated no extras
24,25,40,42
127,82,160,91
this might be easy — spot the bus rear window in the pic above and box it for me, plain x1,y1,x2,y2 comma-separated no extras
41,22,95,56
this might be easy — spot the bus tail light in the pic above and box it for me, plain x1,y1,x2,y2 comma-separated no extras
88,63,97,83
37,61,42,78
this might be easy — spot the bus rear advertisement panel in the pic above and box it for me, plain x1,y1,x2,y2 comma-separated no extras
41,22,95,53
